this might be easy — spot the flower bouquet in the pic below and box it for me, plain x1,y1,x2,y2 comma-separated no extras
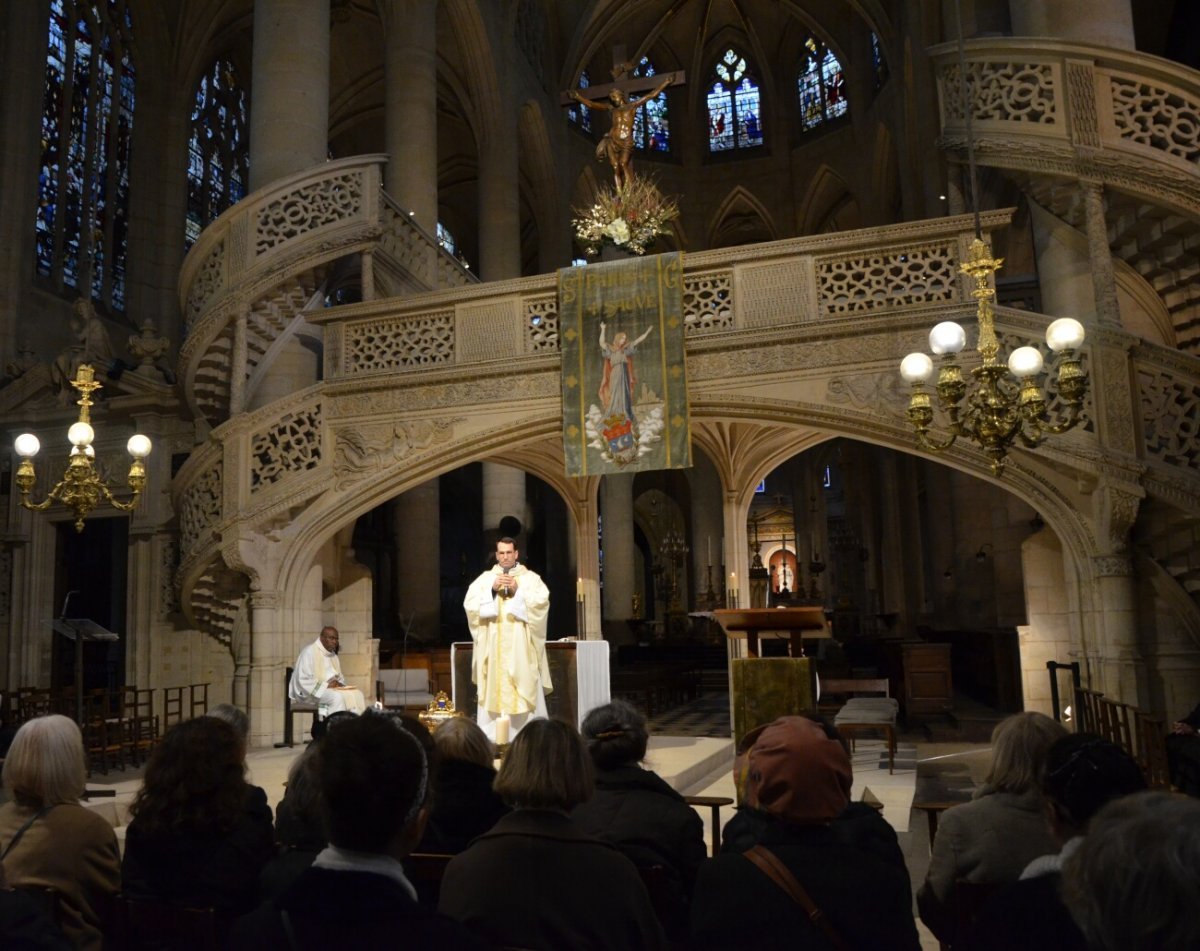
572,176,680,256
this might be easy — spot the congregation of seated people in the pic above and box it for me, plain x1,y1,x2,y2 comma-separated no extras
2,702,1199,950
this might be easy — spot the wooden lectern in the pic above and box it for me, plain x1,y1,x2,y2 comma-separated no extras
713,608,830,743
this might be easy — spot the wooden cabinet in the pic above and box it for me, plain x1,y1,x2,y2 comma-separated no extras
901,642,953,716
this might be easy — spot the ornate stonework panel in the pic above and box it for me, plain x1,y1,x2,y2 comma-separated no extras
255,171,364,255
1110,76,1200,163
342,312,455,373
942,62,1057,124
180,463,222,553
250,405,323,492
186,240,225,331
1093,554,1133,577
333,417,463,488
684,270,734,335
458,299,522,362
817,242,958,315
737,261,810,329
525,296,559,352
331,371,560,416
996,329,1096,435
160,537,179,618
1137,364,1200,469
1066,61,1101,148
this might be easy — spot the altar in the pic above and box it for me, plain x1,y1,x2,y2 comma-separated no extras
451,639,611,728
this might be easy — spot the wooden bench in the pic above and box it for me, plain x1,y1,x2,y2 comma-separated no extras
823,677,899,774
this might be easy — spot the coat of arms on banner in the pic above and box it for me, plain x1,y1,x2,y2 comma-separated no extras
558,252,691,477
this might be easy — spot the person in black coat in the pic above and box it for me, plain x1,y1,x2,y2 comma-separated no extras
121,717,275,935
439,717,666,950
690,716,920,951
572,699,705,942
231,712,485,950
418,716,509,854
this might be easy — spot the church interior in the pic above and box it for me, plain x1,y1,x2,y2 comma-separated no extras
1,3,1198,926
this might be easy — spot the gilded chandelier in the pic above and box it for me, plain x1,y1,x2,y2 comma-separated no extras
899,238,1088,475
14,364,152,532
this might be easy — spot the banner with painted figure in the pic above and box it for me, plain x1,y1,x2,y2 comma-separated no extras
558,252,691,477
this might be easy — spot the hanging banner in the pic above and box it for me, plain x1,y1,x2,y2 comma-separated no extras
559,252,691,477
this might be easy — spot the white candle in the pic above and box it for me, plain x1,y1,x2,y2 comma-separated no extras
576,577,583,600
495,714,511,745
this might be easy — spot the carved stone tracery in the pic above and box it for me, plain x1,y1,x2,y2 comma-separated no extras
250,405,323,492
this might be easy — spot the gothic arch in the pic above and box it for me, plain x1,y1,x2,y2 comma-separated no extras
797,163,861,234
707,186,779,248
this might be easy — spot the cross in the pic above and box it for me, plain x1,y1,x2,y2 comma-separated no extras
558,48,686,107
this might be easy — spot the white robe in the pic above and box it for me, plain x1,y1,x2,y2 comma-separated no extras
289,636,367,719
463,564,552,728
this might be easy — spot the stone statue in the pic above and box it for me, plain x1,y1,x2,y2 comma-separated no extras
51,297,115,401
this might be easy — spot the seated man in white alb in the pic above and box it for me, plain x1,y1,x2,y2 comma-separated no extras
289,626,367,718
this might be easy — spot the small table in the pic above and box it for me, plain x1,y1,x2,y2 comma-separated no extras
712,607,830,657
912,774,974,846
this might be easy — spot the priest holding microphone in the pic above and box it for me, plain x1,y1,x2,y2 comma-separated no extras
463,537,553,743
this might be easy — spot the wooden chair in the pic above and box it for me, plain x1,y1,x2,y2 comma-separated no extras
17,687,54,723
120,686,159,765
280,666,319,747
824,677,899,774
1136,711,1172,788
115,895,218,951
162,686,187,730
189,682,210,718
82,688,126,775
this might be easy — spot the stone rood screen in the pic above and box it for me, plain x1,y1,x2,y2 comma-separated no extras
558,252,691,477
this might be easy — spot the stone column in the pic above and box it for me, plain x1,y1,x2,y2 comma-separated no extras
482,462,526,542
229,306,248,415
601,474,636,625
476,42,521,282
246,589,282,748
248,0,331,190
392,479,441,643
247,334,319,411
1009,0,1135,51
1091,555,1148,707
1081,182,1122,330
1028,201,1095,320
382,0,438,226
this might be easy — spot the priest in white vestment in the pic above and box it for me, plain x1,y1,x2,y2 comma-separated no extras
289,626,367,719
463,537,552,742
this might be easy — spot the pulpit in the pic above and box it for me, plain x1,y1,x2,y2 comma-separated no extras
450,640,610,729
713,608,830,743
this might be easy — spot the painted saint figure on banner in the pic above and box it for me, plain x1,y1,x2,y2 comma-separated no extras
598,321,653,464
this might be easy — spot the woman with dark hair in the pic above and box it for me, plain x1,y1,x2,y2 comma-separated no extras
571,700,704,942
121,717,275,930
0,715,119,950
439,717,665,950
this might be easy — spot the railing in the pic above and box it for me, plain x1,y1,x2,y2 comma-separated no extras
929,39,1200,215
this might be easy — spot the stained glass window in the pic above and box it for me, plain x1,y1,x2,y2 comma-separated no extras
37,0,136,312
707,49,763,152
436,222,456,256
632,57,670,152
185,58,249,251
568,70,592,133
797,36,848,132
871,32,889,90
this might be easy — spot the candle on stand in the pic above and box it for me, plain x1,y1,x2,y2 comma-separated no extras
494,714,511,745
576,577,584,601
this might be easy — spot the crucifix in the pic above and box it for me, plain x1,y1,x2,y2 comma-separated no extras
560,47,686,191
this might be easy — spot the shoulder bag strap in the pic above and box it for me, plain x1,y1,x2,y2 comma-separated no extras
744,844,849,951
0,804,56,861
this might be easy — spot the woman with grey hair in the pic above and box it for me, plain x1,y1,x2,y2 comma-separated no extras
1061,791,1200,950
439,717,666,949
572,700,705,942
0,715,120,950
917,711,1067,942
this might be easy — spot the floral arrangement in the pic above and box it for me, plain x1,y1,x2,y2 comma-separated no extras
572,176,680,256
